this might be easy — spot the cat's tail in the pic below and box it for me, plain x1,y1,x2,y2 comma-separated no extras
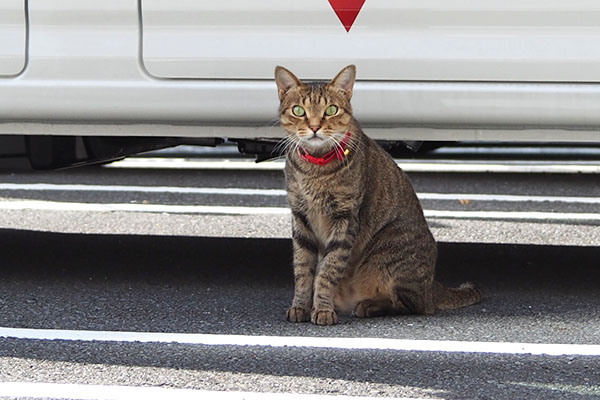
433,281,482,311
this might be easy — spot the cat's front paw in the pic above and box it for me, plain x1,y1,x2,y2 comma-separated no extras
287,306,310,323
311,309,338,326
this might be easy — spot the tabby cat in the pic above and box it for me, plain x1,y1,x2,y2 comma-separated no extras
275,65,481,325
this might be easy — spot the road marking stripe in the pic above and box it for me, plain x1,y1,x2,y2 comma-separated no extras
0,183,288,196
2,183,600,204
0,199,598,221
434,146,600,156
0,200,290,215
104,158,600,174
0,382,424,400
419,193,600,204
1,327,599,356
105,158,285,170
423,210,600,221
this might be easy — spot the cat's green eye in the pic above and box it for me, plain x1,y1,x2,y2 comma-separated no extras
325,105,338,116
292,105,305,117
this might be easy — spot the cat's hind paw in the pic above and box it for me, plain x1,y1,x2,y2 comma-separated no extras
287,306,310,323
311,309,338,326
353,298,396,318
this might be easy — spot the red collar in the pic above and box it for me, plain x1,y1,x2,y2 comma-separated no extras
298,132,352,166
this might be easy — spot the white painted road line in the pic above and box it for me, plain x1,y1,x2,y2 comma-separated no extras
0,199,599,221
2,183,600,205
0,382,426,400
0,183,288,196
1,327,599,356
423,210,600,221
0,200,291,215
105,158,286,170
433,146,600,156
104,157,600,174
419,192,600,204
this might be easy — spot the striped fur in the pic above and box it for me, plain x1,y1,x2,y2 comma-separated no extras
275,65,482,325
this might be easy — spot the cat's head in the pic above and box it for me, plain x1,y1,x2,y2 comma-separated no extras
275,65,356,155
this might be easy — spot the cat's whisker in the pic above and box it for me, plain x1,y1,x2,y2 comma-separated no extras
342,140,353,169
277,133,301,158
292,139,302,160
259,118,284,139
268,119,282,130
275,134,303,158
346,136,364,159
328,133,354,168
273,136,293,156
328,135,351,169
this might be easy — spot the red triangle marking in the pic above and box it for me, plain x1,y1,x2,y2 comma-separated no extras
328,0,366,32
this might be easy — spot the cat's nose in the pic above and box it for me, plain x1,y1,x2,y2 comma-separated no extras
309,125,321,133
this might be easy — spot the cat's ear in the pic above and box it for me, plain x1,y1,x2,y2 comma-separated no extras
329,65,356,100
275,66,303,101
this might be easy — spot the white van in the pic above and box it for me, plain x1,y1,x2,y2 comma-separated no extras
2,0,600,168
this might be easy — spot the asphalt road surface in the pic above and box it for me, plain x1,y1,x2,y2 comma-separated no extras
0,143,599,400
